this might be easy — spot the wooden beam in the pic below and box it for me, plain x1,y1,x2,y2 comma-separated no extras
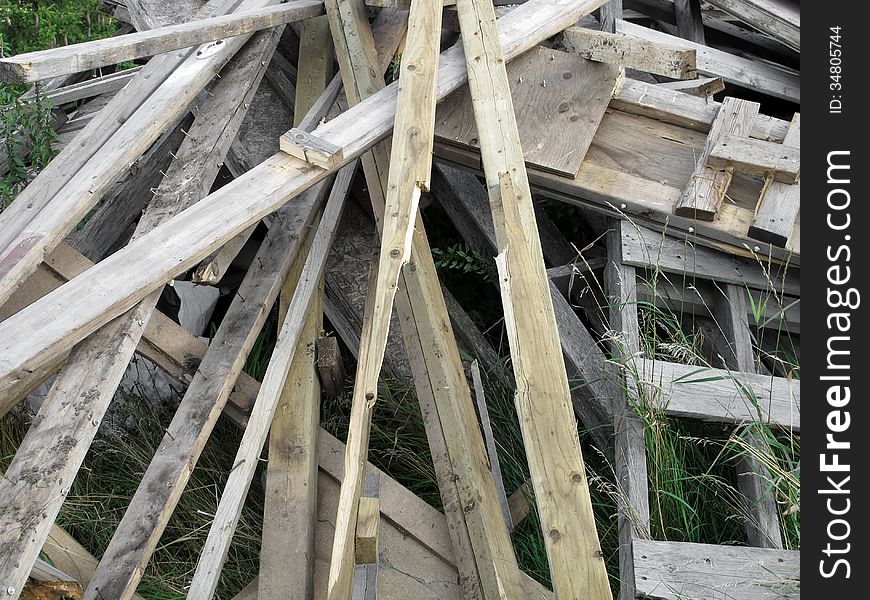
564,25,697,79
282,127,345,168
672,0,706,44
620,221,799,295
0,0,612,407
708,133,799,183
617,20,799,103
703,0,799,51
749,113,800,246
42,67,141,106
354,478,380,565
0,0,272,308
0,1,324,83
316,335,346,398
633,539,799,600
454,0,612,595
599,0,623,33
674,97,760,220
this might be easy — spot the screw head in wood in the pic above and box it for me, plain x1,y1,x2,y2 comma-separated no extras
620,203,627,210
753,245,761,252
6,587,15,595
688,227,695,234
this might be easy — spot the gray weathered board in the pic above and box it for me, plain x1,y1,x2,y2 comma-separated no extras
633,539,799,600
435,45,619,177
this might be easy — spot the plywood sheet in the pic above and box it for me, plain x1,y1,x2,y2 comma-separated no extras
435,45,619,178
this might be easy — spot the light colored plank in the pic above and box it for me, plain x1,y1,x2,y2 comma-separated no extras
282,127,345,168
749,113,800,246
454,0,611,595
44,67,141,106
619,220,799,295
708,133,799,183
435,45,620,178
674,96,760,220
355,496,380,565
599,0,623,33
633,539,799,600
564,26,696,79
0,1,323,83
617,20,799,103
0,0,612,407
191,224,258,284
704,0,799,51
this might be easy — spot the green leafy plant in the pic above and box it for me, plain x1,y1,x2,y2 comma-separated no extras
432,242,497,282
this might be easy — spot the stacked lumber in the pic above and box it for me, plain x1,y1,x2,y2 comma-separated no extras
0,0,799,599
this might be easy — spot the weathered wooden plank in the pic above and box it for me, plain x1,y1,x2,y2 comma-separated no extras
704,0,799,51
673,0,706,43
0,0,272,308
633,539,799,600
42,67,141,106
655,75,724,97
636,358,800,429
620,220,799,295
564,26,696,79
282,127,345,168
617,20,799,103
599,0,623,33
470,360,512,533
316,335,346,398
749,113,800,246
674,97,760,220
355,496,380,565
708,133,799,183
0,2,323,83
604,224,651,600
454,0,611,595
0,21,283,599
0,0,611,405
435,45,620,178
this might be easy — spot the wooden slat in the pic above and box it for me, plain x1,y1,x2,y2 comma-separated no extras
564,26,697,79
0,2,323,83
282,127,345,168
674,97,760,220
454,0,611,596
635,358,800,429
633,539,799,600
605,224,651,600
749,113,800,246
704,0,799,51
435,45,620,178
617,20,799,103
619,220,799,295
0,0,615,402
355,496,380,565
708,133,799,183
43,67,141,106
599,0,623,33
655,75,725,97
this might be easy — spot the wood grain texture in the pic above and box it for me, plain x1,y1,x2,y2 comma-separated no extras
708,133,799,183
675,97,760,220
564,26,696,79
617,20,799,103
282,127,345,168
436,45,620,178
673,0,706,44
635,358,800,429
704,0,799,51
749,113,800,246
655,76,725,97
633,539,799,600
0,0,614,405
619,220,799,295
455,2,612,595
0,1,324,82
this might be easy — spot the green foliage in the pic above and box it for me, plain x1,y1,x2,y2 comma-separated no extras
1,82,57,209
1,0,116,56
432,242,497,282
385,51,401,83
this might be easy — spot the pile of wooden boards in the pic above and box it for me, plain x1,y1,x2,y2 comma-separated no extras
0,0,799,598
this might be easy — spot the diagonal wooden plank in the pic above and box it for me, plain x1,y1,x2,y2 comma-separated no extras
748,113,800,246
453,0,612,596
